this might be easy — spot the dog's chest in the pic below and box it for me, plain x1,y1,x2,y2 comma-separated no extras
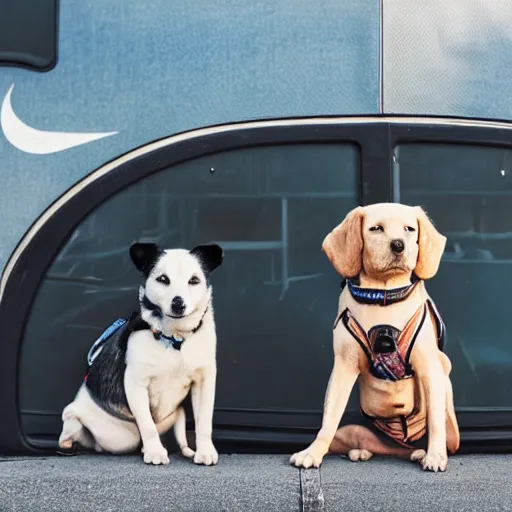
148,367,195,421
127,329,214,421
146,349,202,422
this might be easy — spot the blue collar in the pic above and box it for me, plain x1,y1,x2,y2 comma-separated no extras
141,293,210,350
149,305,208,350
343,278,420,306
151,328,185,350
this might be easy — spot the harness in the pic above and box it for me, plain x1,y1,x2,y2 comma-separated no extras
83,304,208,423
88,302,209,367
340,304,426,381
334,278,445,382
85,302,209,391
333,278,446,446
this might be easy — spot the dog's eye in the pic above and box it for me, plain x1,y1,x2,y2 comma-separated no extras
156,274,170,285
369,225,383,232
188,275,200,285
405,226,416,232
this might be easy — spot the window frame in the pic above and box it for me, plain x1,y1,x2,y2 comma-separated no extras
0,119,391,454
390,121,512,438
3,117,512,455
389,120,512,201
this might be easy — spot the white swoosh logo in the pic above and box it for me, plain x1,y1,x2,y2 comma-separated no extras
1,84,117,154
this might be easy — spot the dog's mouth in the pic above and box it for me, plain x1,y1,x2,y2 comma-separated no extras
166,313,187,319
383,264,411,274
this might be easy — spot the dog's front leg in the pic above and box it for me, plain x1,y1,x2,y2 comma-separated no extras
290,354,359,468
124,368,169,465
416,356,448,472
191,365,218,466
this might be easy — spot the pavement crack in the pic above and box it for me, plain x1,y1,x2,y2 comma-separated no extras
299,467,325,512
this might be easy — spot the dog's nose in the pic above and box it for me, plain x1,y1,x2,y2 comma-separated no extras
390,239,405,254
171,296,186,315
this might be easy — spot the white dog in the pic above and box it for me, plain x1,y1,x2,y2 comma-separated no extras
58,242,224,466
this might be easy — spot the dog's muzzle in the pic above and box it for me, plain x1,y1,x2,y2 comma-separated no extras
171,296,186,316
390,239,405,254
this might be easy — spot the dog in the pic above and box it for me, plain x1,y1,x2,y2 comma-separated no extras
290,203,459,472
58,242,224,466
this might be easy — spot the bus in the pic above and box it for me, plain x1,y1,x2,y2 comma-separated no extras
1,0,511,454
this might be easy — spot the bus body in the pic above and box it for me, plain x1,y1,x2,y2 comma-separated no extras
1,0,512,454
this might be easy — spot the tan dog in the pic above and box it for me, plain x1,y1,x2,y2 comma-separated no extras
290,203,459,472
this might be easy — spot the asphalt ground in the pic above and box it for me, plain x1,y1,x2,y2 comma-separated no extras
0,453,511,511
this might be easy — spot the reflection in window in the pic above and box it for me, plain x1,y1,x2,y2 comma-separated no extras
396,143,512,408
21,143,359,435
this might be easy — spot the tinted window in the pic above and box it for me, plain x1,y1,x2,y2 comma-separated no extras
396,143,512,408
20,143,359,436
0,0,58,71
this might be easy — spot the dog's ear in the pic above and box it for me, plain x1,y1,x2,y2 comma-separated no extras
190,244,224,275
129,242,162,276
322,207,364,278
414,207,446,280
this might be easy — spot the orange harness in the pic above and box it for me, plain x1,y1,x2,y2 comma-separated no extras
340,303,428,382
334,280,446,447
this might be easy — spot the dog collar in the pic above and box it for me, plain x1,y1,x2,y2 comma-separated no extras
151,329,185,350
343,279,420,306
150,306,209,351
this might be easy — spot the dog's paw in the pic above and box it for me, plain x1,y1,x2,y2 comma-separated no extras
289,448,325,469
142,445,170,465
410,449,426,462
421,450,448,472
58,437,74,450
194,442,218,466
348,449,373,462
181,446,195,459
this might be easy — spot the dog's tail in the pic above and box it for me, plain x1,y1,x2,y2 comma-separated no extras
174,407,195,459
